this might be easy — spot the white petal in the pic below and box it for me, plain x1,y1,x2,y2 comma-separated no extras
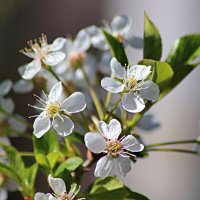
122,92,145,113
8,114,27,133
61,92,86,113
34,193,49,200
13,79,33,94
48,82,62,102
33,113,51,138
43,52,65,66
0,97,15,114
138,81,159,101
108,119,122,140
101,77,124,93
84,132,106,153
128,65,151,81
22,60,41,80
98,119,121,140
116,156,131,177
51,37,66,51
121,135,144,152
48,175,66,196
0,188,8,200
94,155,113,178
110,58,125,79
86,25,108,50
18,64,27,76
52,115,74,137
0,79,12,96
111,15,132,35
72,29,90,52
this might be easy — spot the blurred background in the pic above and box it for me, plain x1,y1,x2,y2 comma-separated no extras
0,0,200,199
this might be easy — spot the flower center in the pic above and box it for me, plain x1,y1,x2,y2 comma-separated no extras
124,76,137,91
106,140,122,158
58,192,71,200
113,32,125,44
68,52,86,69
45,102,60,118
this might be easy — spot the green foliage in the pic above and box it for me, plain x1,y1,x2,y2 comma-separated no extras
144,12,162,60
54,157,83,176
87,176,149,200
102,29,128,66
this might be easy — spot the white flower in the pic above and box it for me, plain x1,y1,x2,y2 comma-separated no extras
84,119,144,178
101,58,159,113
0,80,14,119
20,34,66,80
86,15,133,50
13,79,34,94
56,29,90,74
31,82,86,138
34,175,84,200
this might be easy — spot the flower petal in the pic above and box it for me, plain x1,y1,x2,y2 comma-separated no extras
61,92,86,113
116,156,131,177
98,119,122,140
22,61,41,80
121,135,144,152
0,188,8,200
84,132,106,153
0,97,14,114
34,192,49,200
122,92,145,113
94,155,113,178
52,115,74,137
110,58,125,79
13,79,33,94
33,113,51,138
128,65,151,81
48,175,66,197
51,37,66,51
101,77,124,93
72,29,90,52
138,81,159,101
43,52,65,66
111,15,132,35
0,79,12,96
86,25,108,50
48,82,62,102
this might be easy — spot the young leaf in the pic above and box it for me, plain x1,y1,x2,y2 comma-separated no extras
35,153,51,173
54,157,83,176
144,12,162,60
102,29,128,66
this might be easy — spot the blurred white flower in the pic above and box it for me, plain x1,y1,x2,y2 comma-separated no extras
84,119,144,178
13,79,34,94
101,58,159,113
20,34,66,80
31,82,86,138
86,14,140,50
34,175,84,200
0,80,14,118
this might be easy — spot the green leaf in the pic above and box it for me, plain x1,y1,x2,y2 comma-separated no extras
47,152,60,169
0,162,21,182
144,12,162,60
54,157,83,176
166,34,200,66
35,153,51,173
33,130,59,155
102,29,128,66
125,188,149,200
0,144,25,179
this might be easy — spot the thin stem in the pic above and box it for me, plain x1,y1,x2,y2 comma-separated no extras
105,97,121,121
46,65,71,94
146,139,199,149
0,152,34,157
147,148,200,156
0,108,32,128
104,92,111,120
80,67,104,120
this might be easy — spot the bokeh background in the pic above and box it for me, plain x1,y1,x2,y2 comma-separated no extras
0,0,200,199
